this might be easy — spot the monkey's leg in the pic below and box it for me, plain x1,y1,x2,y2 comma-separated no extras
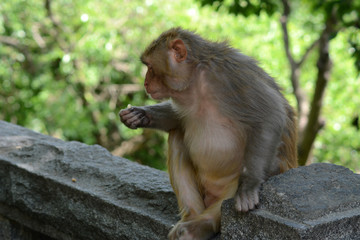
169,178,238,240
235,123,283,212
167,130,205,220
169,215,217,240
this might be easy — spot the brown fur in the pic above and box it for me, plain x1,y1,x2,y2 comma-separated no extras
279,105,298,173
120,27,298,240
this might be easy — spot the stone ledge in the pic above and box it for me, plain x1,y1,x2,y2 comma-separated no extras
1,120,360,240
221,163,360,239
0,120,178,240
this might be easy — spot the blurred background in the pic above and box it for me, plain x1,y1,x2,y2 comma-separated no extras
1,0,359,172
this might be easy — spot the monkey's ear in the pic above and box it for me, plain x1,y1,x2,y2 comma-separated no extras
170,39,187,63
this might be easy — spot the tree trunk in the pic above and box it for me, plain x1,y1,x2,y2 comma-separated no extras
297,11,337,165
280,0,338,165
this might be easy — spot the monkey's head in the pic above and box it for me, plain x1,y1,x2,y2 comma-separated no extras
140,28,194,100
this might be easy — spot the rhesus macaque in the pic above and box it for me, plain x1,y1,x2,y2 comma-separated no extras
119,27,298,240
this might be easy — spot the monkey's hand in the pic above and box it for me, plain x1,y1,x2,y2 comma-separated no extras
119,106,151,129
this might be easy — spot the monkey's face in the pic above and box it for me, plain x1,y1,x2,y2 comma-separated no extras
143,64,171,100
140,38,193,100
142,59,190,100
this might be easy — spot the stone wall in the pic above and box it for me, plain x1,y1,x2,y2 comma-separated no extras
221,163,360,239
0,120,359,240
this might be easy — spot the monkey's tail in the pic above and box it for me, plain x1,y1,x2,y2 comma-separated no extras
279,104,298,172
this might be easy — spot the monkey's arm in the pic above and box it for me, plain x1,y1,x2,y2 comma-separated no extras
119,101,180,132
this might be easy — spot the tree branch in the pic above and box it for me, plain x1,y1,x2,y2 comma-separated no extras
0,36,23,52
280,0,309,131
0,36,37,75
45,0,61,30
298,8,338,165
44,0,67,51
298,38,320,67
280,0,295,68
31,24,46,49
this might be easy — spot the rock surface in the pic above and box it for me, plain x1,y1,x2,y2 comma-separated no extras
1,120,360,240
0,120,178,240
221,163,360,239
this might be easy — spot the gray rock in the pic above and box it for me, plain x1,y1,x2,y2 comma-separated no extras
221,163,360,240
0,120,179,240
1,120,360,240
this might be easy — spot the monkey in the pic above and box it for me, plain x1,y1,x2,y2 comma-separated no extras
119,27,298,240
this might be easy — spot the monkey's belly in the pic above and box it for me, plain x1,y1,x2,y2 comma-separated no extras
185,123,242,177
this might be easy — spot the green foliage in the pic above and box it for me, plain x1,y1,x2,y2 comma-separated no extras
199,0,279,16
1,0,359,172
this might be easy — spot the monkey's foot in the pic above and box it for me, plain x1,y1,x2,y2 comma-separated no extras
168,219,216,240
234,188,259,212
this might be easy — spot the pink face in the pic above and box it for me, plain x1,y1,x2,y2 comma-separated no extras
143,64,170,100
142,38,189,100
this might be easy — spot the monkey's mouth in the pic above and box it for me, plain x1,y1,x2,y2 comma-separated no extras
147,91,162,100
145,90,155,96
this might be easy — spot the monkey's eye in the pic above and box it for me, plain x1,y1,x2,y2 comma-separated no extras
148,66,155,76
